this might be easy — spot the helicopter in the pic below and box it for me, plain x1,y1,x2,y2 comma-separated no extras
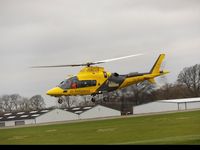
32,53,169,104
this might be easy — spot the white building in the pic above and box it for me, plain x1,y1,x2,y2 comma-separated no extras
0,109,79,127
133,97,200,115
35,109,79,124
79,105,121,119
0,105,121,128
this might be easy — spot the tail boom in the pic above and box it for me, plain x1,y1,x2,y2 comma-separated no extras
118,54,169,89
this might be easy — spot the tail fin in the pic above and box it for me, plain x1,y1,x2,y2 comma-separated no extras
147,54,169,84
150,54,166,74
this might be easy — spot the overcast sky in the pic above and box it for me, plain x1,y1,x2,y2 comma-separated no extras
1,0,200,107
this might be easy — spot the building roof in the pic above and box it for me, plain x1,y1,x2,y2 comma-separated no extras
61,106,94,114
0,104,119,122
0,105,96,122
160,97,200,103
0,109,51,122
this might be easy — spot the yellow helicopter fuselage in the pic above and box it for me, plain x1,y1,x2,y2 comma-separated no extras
46,54,169,97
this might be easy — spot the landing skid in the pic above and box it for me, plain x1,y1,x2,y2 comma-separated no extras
103,96,109,102
91,94,96,103
58,97,63,104
90,94,109,103
91,97,95,103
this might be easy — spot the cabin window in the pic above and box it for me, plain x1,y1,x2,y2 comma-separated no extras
78,80,96,88
58,77,96,89
58,76,78,89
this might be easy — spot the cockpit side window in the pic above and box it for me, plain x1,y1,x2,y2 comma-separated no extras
71,81,77,89
58,76,78,89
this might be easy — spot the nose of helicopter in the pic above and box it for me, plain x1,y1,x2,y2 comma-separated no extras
46,87,63,96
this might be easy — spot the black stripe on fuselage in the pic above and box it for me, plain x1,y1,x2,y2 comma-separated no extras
96,73,125,93
124,72,149,78
95,72,149,94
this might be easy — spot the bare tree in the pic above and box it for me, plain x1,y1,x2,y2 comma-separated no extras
29,95,45,110
177,64,200,97
0,99,3,113
0,94,46,112
0,94,23,112
1,95,12,112
128,81,156,105
18,97,31,111
78,96,94,107
10,94,21,111
60,96,77,108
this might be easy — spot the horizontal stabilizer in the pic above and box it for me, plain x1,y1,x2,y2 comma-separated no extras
148,78,156,84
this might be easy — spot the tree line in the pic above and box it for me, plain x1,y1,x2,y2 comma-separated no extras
0,94,45,113
96,64,200,114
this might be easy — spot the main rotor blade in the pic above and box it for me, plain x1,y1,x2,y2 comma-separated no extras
93,53,144,64
31,64,87,68
31,53,144,68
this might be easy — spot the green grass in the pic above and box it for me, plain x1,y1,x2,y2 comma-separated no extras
0,110,200,145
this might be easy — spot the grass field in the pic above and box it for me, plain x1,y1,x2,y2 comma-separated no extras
0,110,200,145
